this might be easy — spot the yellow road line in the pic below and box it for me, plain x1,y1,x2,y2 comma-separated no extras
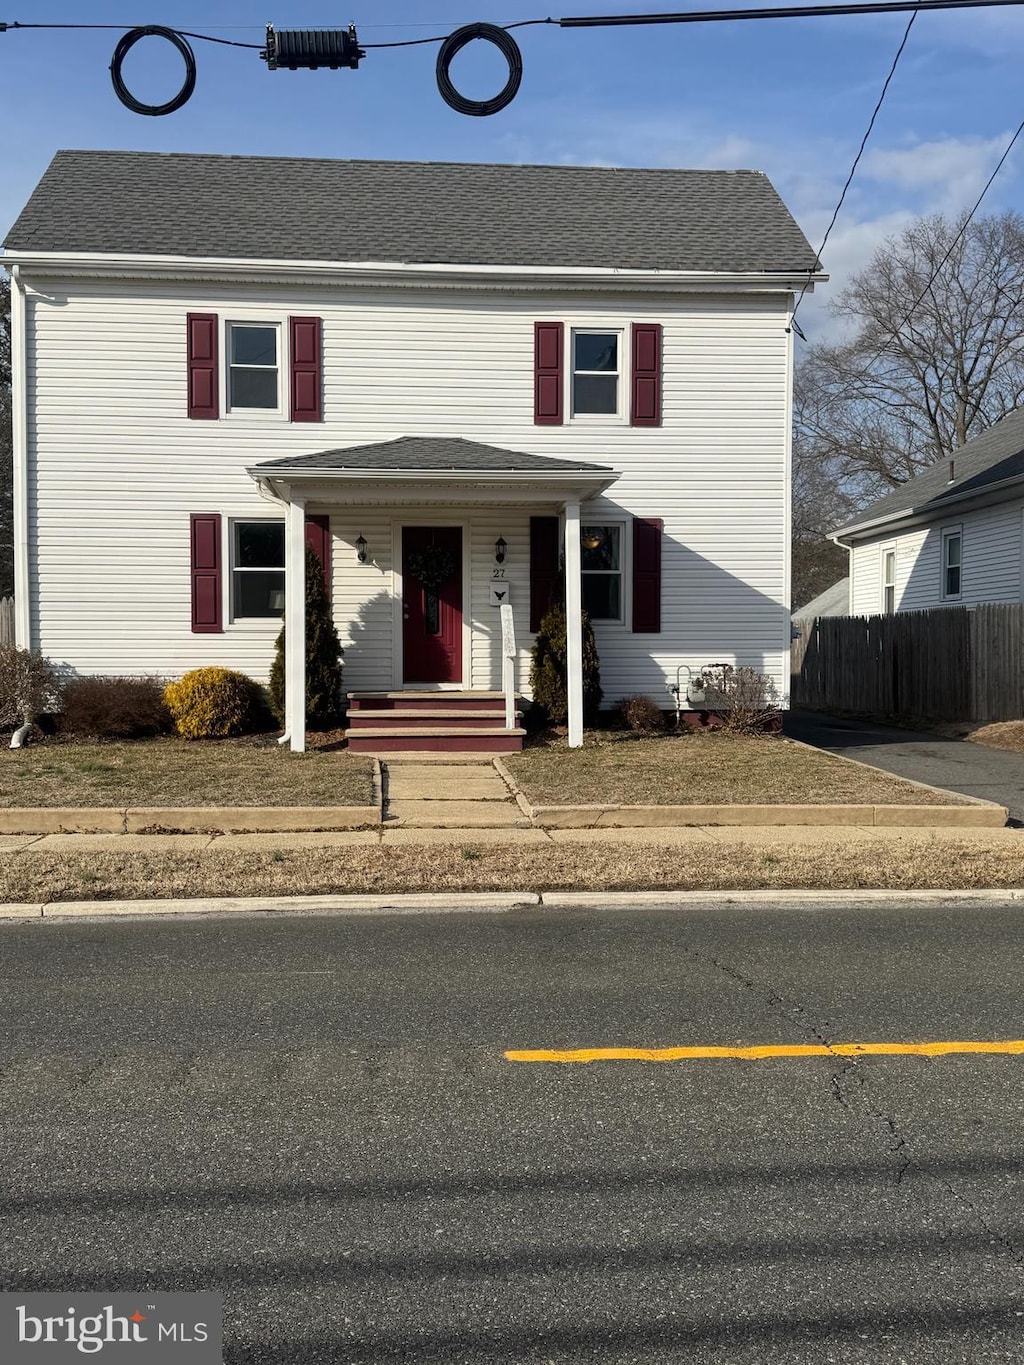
504,1041,1024,1063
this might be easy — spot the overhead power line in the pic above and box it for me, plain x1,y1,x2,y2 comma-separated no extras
3,1,1024,117
789,10,917,335
820,112,1024,406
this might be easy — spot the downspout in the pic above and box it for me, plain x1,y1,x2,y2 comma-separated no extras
9,265,30,648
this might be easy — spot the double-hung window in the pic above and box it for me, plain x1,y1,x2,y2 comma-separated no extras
232,521,285,619
882,547,897,614
942,527,962,600
227,323,280,411
571,330,621,417
581,524,624,621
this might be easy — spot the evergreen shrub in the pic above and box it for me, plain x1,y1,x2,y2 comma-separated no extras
529,602,602,727
163,667,260,740
268,545,344,728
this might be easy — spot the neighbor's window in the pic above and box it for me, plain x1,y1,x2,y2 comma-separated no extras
581,524,623,621
942,528,962,599
228,323,279,410
233,521,285,618
572,330,620,416
882,548,896,614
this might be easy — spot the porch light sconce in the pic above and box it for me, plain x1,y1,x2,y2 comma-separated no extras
356,534,368,564
494,536,507,565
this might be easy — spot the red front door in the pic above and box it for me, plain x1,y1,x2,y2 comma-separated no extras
402,526,463,684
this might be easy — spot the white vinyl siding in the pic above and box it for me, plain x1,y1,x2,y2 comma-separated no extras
24,279,792,699
850,498,1024,615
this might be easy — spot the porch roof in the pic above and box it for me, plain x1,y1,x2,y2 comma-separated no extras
248,437,620,503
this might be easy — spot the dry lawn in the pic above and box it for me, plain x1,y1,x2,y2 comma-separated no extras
963,720,1024,754
506,733,970,806
0,740,374,808
2,838,1023,903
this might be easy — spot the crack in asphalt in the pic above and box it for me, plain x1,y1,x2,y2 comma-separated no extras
685,943,1023,1267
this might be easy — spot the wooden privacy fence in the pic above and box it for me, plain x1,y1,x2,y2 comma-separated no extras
0,597,12,647
792,604,1024,723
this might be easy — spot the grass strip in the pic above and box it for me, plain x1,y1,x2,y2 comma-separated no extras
0,741,374,808
506,734,971,807
3,840,1023,903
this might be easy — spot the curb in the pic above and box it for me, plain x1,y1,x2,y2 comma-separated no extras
519,802,1007,830
0,804,382,835
3,888,1024,922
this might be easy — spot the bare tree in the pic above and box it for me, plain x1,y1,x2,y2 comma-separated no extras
799,209,1024,499
792,210,1024,600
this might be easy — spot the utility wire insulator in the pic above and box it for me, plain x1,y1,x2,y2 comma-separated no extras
261,25,364,71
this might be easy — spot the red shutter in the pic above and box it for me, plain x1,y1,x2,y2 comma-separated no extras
530,516,560,632
631,322,662,427
534,322,564,425
290,316,322,422
190,513,222,633
305,514,331,589
187,313,219,420
632,517,662,633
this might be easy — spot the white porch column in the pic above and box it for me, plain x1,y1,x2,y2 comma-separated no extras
563,498,584,748
285,493,307,754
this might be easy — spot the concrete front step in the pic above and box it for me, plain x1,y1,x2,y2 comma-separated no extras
348,708,520,731
348,727,525,754
348,691,517,713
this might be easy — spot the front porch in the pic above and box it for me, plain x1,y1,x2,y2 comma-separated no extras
246,437,619,754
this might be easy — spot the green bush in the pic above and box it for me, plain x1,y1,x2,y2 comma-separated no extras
529,602,602,726
268,544,344,729
163,667,260,740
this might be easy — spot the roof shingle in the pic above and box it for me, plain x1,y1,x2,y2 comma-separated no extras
252,437,614,474
4,150,818,274
835,407,1024,537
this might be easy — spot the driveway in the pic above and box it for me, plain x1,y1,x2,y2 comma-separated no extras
785,709,1024,825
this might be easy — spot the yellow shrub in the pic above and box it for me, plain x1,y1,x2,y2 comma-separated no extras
163,667,258,740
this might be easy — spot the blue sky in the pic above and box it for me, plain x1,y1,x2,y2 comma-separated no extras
3,1,1024,337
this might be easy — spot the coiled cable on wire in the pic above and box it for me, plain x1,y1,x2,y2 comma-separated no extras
110,25,197,116
435,22,522,116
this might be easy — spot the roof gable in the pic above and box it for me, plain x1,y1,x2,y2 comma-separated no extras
835,406,1024,538
4,150,818,275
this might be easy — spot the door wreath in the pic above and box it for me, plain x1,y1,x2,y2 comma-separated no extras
406,544,457,590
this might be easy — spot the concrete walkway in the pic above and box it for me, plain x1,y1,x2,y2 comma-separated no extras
786,710,1024,825
382,756,526,828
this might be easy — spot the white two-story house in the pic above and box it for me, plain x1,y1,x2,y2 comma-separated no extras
3,150,820,752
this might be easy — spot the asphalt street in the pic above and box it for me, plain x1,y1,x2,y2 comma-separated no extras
3,901,1024,1363
785,708,1024,823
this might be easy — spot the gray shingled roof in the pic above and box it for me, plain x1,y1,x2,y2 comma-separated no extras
252,437,614,474
834,407,1024,538
4,150,818,274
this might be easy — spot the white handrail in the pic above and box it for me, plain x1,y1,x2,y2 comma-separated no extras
499,602,516,730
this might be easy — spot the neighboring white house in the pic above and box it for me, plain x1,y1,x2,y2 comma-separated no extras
832,407,1024,618
3,150,821,752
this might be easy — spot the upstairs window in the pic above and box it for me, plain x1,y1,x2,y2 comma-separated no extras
882,547,896,614
572,331,620,417
942,528,962,599
232,521,285,618
581,524,624,621
228,324,279,411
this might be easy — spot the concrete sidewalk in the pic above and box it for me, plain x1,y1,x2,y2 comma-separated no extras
0,824,1020,856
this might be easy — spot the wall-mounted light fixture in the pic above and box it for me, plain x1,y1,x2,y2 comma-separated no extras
494,536,507,565
356,534,368,564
